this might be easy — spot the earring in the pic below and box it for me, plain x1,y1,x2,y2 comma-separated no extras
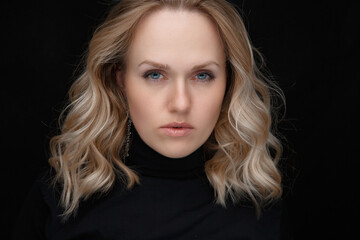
123,116,132,162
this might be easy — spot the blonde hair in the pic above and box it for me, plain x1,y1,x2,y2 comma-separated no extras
49,0,284,219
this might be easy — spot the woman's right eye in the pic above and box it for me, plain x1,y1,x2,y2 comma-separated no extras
143,71,164,81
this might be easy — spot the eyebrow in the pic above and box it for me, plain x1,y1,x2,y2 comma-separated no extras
138,60,221,71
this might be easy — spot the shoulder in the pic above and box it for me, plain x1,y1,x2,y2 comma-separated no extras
26,168,60,204
13,169,59,239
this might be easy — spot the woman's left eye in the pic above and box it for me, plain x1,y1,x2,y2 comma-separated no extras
195,72,214,82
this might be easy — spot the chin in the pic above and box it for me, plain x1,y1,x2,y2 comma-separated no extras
158,145,198,159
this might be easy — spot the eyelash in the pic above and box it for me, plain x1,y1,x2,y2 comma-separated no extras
143,70,215,82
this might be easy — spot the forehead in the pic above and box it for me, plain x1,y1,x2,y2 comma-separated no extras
127,8,225,68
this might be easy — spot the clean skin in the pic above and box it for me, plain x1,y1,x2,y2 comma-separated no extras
117,8,227,158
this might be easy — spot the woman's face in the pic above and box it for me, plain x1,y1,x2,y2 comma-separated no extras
117,9,226,158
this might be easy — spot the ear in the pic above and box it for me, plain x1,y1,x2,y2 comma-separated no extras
116,70,125,88
116,70,128,101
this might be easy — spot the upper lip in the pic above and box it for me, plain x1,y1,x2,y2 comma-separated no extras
160,122,194,128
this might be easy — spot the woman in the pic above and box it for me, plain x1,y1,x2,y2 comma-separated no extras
15,0,284,239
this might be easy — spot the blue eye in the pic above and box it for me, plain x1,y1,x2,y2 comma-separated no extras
195,72,214,81
149,72,161,79
144,71,164,81
197,73,208,80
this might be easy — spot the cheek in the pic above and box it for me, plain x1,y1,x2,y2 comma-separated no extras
125,81,160,128
201,98,223,124
199,84,226,124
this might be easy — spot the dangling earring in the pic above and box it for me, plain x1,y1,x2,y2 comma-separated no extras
123,116,132,162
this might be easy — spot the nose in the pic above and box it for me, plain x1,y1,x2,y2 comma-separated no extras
167,80,191,114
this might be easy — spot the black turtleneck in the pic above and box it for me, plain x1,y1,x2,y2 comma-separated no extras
14,126,283,240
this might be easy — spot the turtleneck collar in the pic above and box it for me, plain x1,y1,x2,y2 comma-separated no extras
125,124,207,179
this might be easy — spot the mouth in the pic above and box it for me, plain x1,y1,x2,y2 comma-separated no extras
160,122,194,137
160,122,194,129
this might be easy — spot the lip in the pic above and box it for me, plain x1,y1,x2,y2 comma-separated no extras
160,122,194,128
160,122,194,137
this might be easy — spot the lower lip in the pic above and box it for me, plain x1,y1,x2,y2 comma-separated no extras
160,127,193,137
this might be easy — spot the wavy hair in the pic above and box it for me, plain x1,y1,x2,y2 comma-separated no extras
49,0,284,219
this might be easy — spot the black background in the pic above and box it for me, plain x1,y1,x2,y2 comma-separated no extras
2,0,359,239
